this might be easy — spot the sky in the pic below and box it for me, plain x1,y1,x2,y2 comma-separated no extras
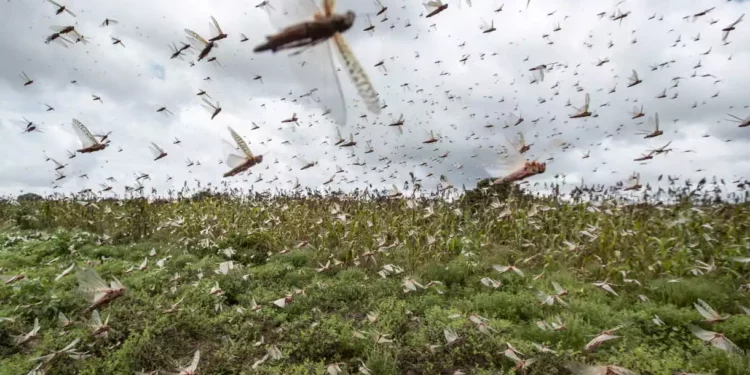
1,0,749,198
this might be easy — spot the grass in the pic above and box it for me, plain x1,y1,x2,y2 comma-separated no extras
1,184,749,374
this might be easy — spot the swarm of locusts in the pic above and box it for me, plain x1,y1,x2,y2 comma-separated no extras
4,0,750,373
1,176,750,374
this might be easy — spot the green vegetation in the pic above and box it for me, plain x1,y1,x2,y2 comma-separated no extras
1,187,749,374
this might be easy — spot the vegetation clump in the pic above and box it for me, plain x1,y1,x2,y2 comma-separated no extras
0,187,749,374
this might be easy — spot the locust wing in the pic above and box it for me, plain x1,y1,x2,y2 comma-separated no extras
185,29,210,49
297,155,311,167
149,142,164,158
202,98,219,113
89,310,103,328
185,349,200,374
335,127,344,143
629,69,639,83
71,119,97,148
76,268,109,303
222,130,249,170
227,126,253,158
651,113,660,130
531,67,546,82
506,112,522,126
579,93,590,112
424,1,444,13
513,132,526,150
627,173,640,186
332,33,381,115
484,133,527,179
225,154,246,169
210,16,223,39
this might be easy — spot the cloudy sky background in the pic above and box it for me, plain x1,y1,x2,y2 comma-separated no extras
1,0,749,197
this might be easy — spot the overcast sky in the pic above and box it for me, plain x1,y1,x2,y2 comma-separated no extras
1,0,749,197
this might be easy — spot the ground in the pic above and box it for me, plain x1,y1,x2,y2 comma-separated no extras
1,194,749,374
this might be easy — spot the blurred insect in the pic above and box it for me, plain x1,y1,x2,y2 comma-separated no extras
363,15,375,33
565,362,636,375
185,28,216,61
20,71,34,86
46,0,75,17
389,114,405,135
88,310,111,338
623,173,642,191
331,127,346,146
150,142,168,161
297,155,317,170
374,59,387,74
12,117,41,134
694,299,729,323
254,1,355,52
111,37,126,47
374,0,387,16
424,1,449,18
529,64,555,82
169,42,190,59
45,27,75,47
569,93,592,118
480,19,496,33
30,338,81,365
202,98,222,120
223,127,264,178
689,325,740,353
254,0,380,126
100,18,118,27
721,14,744,42
387,184,402,198
170,350,200,375
629,104,645,119
208,16,228,42
423,130,440,144
633,151,654,162
584,324,625,351
282,112,299,125
71,119,108,153
439,175,454,190
611,9,630,24
626,69,642,87
13,318,40,345
76,267,125,312
506,111,524,127
648,141,672,156
488,134,547,184
339,133,357,147
513,132,532,154
157,106,173,115
504,348,535,375
637,113,663,139
726,112,750,128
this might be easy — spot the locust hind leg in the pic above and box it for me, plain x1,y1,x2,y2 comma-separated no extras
277,35,331,54
275,38,317,51
288,38,329,57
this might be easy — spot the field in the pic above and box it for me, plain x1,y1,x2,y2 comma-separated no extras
1,185,750,375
